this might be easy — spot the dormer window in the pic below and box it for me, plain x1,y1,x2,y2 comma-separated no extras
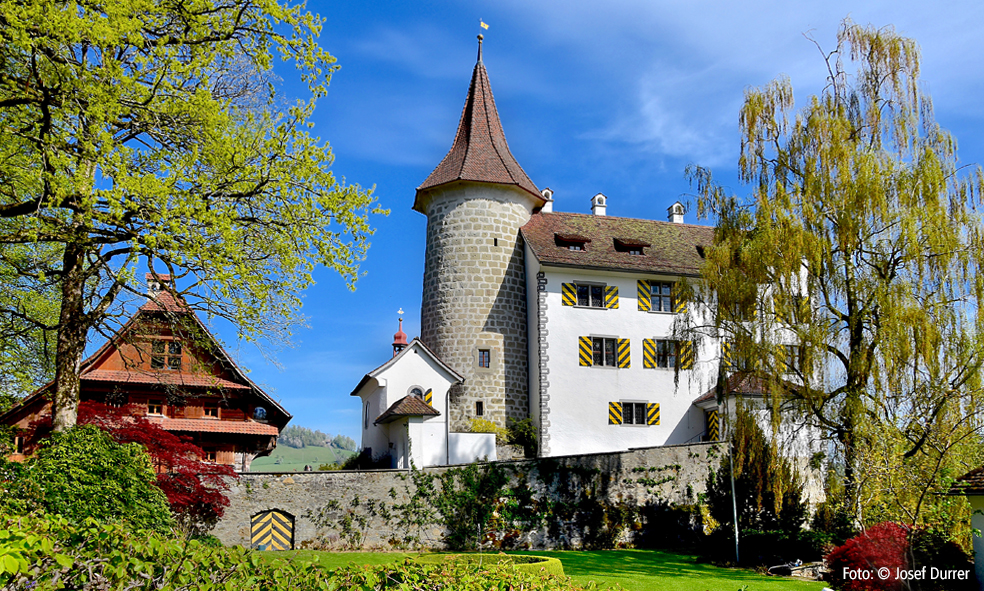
614,238,649,255
555,233,590,251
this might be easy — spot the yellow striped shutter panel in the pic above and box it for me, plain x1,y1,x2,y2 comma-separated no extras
642,339,656,368
678,341,695,370
424,388,433,406
608,402,623,424
605,285,619,309
617,338,630,368
251,510,294,550
562,283,577,306
637,280,651,311
672,285,687,314
579,336,592,366
707,409,720,441
646,403,660,425
721,341,732,370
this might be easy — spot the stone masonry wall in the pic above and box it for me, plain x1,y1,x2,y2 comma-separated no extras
419,184,533,431
213,441,723,550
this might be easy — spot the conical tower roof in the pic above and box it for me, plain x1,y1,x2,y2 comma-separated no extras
415,36,542,212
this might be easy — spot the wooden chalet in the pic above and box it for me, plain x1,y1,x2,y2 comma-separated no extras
1,274,291,472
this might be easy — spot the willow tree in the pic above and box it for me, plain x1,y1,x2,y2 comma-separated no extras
686,20,984,524
0,0,382,431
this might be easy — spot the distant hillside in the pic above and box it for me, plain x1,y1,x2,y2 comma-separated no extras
250,444,356,472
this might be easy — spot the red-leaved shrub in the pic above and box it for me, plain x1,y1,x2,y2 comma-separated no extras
826,522,909,591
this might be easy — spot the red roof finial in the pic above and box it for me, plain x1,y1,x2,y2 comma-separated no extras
393,309,408,357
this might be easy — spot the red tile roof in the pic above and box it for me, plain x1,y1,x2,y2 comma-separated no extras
694,372,799,404
522,212,714,275
375,395,440,424
139,290,189,313
415,43,542,209
81,369,250,389
146,417,279,436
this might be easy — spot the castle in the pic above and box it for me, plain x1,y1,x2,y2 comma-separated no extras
351,37,809,467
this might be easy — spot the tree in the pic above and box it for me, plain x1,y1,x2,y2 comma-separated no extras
0,0,383,431
685,20,984,526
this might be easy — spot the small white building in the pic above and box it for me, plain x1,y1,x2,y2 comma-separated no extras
350,321,496,468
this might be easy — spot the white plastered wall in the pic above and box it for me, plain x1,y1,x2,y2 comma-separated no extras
533,264,717,456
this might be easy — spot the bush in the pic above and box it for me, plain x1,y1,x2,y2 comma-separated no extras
635,502,705,550
470,418,509,445
826,522,973,591
17,425,174,532
507,418,538,458
0,513,597,591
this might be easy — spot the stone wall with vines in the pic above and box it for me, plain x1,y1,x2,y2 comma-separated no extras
213,441,723,550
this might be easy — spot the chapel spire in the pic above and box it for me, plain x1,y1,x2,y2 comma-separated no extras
414,35,542,211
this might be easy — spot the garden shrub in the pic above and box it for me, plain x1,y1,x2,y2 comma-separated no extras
470,418,509,445
17,425,174,532
826,522,974,591
0,513,600,591
636,501,705,549
507,417,539,458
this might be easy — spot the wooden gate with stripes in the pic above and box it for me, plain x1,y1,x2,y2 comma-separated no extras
251,509,294,550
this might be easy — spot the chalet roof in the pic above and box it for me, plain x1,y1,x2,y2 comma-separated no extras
350,338,464,398
146,416,279,436
0,290,290,426
522,211,714,276
693,372,799,405
415,38,542,210
374,395,441,425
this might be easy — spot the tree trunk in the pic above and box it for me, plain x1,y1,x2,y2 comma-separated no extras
51,241,87,432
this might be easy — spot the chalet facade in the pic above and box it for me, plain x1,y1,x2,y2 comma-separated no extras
1,275,290,472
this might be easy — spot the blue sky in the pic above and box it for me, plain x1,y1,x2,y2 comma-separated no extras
218,1,984,441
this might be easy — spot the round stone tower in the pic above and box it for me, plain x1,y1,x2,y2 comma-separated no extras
414,36,544,431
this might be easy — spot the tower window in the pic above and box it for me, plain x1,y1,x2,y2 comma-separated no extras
478,349,490,368
493,238,498,247
475,401,484,416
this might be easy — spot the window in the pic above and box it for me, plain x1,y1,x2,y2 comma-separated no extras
14,436,24,454
563,282,617,308
577,284,605,308
650,281,674,312
410,387,424,398
253,406,268,421
478,349,490,368
493,238,498,247
151,340,182,370
364,402,370,429
204,451,217,463
783,345,803,373
568,244,583,251
593,337,617,367
622,402,647,425
147,400,164,415
203,404,219,418
475,401,484,416
614,239,648,255
655,340,677,368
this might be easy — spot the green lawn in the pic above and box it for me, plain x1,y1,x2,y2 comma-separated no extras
250,444,355,472
257,549,828,591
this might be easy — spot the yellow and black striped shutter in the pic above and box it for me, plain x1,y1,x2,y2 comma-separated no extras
251,509,294,550
424,388,433,406
672,285,687,314
678,341,695,370
608,402,623,424
707,409,720,441
642,338,656,368
637,280,651,311
617,338,630,368
605,285,619,309
646,403,660,425
562,283,577,306
721,341,732,370
579,336,592,366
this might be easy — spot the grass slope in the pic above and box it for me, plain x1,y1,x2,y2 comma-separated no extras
249,444,355,472
257,550,827,590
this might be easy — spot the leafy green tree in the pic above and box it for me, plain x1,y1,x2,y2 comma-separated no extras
0,0,382,431
685,19,984,525
331,433,357,451
14,425,174,531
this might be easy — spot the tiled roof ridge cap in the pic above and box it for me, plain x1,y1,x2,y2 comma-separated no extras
536,210,713,228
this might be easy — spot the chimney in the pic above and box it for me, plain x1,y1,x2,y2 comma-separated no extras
540,188,554,213
591,193,607,216
392,310,408,357
667,201,685,224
